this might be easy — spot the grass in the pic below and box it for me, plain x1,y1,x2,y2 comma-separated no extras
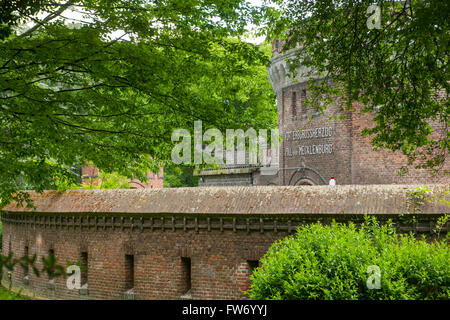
0,286,30,300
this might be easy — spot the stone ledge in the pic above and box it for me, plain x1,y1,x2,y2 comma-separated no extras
1,213,446,234
194,167,258,176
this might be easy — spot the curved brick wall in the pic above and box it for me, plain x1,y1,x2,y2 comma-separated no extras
1,185,449,300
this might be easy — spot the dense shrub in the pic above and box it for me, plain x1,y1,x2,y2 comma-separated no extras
247,218,449,300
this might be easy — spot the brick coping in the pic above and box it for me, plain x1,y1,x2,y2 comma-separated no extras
2,185,449,215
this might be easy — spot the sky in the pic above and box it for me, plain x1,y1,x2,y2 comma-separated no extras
24,0,276,44
247,0,271,44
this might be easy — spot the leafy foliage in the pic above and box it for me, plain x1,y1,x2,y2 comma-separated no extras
0,252,41,284
74,171,132,189
0,286,30,300
0,0,48,40
1,219,70,296
264,0,449,173
164,165,198,188
247,217,450,300
41,252,66,280
0,0,276,207
0,250,68,295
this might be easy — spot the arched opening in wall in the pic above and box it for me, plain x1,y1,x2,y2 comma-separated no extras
294,178,315,186
288,167,327,186
130,181,146,189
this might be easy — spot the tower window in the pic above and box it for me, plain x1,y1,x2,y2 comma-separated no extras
292,91,297,120
125,254,134,290
301,89,307,113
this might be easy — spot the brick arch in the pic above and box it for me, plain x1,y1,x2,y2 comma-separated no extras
288,167,327,186
294,178,315,186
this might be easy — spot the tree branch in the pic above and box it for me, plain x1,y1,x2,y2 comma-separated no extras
18,0,76,38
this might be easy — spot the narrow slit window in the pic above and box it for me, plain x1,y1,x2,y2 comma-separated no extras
301,89,307,113
47,249,55,281
125,254,134,290
81,252,88,286
181,257,192,293
292,91,297,118
247,260,260,275
24,246,29,276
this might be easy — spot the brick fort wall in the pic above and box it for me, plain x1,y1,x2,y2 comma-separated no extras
1,186,449,300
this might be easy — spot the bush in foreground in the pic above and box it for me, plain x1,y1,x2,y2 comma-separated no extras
247,218,449,300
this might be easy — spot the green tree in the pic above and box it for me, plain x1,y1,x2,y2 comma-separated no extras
264,0,449,173
164,165,198,188
0,0,276,207
0,0,48,40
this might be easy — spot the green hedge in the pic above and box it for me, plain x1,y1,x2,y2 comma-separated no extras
247,218,449,300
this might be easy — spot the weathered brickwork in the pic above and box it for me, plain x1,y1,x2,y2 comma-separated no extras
1,186,448,300
268,46,449,186
278,84,352,186
350,109,449,184
1,215,282,299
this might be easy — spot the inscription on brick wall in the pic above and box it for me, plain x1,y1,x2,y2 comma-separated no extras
284,127,334,157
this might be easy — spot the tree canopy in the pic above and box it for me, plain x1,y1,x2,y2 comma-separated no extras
0,0,276,207
265,0,448,173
